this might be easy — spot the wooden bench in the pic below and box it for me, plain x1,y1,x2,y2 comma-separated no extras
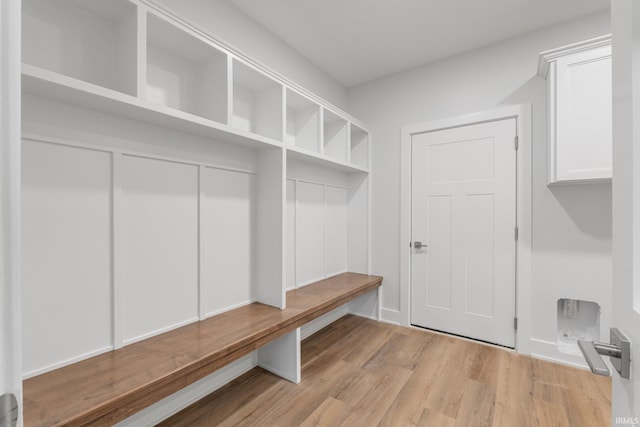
23,272,382,426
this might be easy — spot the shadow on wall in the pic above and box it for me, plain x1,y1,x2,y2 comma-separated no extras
547,183,612,240
500,75,545,108
498,75,612,250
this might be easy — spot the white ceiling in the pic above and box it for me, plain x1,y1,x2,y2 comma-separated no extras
230,0,610,87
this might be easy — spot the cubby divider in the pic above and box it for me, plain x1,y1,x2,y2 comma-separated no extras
350,123,370,169
232,60,284,141
286,89,320,153
323,109,348,162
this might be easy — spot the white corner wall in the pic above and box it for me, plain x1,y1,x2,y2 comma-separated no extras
348,10,612,367
151,0,348,110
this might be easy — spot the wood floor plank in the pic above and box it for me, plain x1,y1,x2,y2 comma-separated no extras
256,360,355,426
158,368,281,427
455,378,496,427
161,316,612,427
416,408,457,427
467,343,502,387
337,364,413,427
362,330,431,372
494,351,537,426
341,322,399,367
298,397,352,427
531,398,572,427
421,339,476,419
378,335,450,426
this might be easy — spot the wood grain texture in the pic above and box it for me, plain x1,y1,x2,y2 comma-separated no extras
161,315,611,427
23,272,382,427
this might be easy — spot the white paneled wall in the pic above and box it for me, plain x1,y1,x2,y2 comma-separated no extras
121,156,199,345
294,181,325,286
324,186,348,276
22,140,113,376
200,167,256,318
286,180,296,291
287,158,359,288
21,134,260,376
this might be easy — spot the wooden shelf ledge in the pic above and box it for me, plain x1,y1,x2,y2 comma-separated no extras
23,272,382,427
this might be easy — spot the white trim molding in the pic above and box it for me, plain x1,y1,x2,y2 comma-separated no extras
0,0,23,423
399,104,533,354
537,34,611,79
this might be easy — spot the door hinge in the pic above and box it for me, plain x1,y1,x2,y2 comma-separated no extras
514,136,519,150
515,227,519,240
514,317,518,330
0,393,18,427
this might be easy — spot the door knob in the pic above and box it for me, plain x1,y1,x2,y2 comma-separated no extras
413,241,428,249
578,328,630,379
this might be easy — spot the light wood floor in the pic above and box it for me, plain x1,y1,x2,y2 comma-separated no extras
160,315,611,427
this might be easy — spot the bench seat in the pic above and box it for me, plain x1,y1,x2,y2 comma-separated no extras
23,272,382,426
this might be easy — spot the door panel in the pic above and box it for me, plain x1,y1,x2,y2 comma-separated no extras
426,195,452,309
465,193,495,317
411,119,517,347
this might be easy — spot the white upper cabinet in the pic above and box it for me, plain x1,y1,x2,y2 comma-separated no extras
538,35,612,185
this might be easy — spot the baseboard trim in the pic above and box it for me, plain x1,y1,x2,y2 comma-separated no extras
380,308,402,325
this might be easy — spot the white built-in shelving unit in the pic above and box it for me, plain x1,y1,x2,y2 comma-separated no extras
20,0,372,384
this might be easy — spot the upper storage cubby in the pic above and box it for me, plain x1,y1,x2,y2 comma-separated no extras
21,0,369,172
232,60,283,141
22,0,137,95
323,109,348,162
285,89,320,153
349,123,369,169
146,14,228,123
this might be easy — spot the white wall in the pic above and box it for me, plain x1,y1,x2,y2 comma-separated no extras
348,10,612,366
152,0,348,110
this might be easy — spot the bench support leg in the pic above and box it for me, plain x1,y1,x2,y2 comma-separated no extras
258,328,301,384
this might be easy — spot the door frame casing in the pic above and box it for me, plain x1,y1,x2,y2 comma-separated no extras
399,104,532,353
0,0,22,423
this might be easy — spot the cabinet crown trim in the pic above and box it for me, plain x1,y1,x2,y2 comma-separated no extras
537,34,611,79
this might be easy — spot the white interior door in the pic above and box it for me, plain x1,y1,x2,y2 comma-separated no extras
411,119,517,347
610,0,640,420
1,0,22,425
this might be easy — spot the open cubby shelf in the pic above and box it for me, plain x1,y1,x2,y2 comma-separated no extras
286,89,320,152
23,0,138,96
146,13,228,123
232,59,283,141
323,108,349,163
350,123,370,169
21,0,370,173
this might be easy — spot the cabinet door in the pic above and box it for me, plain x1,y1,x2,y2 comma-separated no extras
550,45,612,184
